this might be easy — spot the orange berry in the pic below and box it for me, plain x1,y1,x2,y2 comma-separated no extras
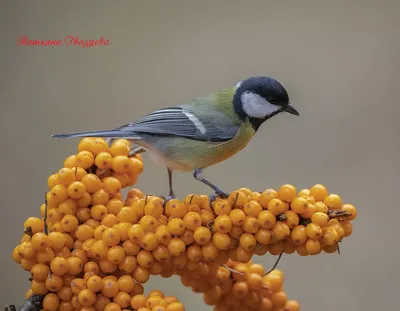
128,224,145,244
290,197,308,214
117,207,138,223
43,293,60,311
228,190,248,208
50,256,69,276
229,209,246,226
36,247,55,265
243,216,259,233
193,226,211,245
283,211,299,229
284,300,300,311
212,232,231,250
91,204,108,221
306,223,323,239
167,238,186,256
75,224,94,241
167,218,186,236
341,203,357,221
110,140,130,157
244,201,263,217
81,174,102,193
200,210,215,226
133,266,150,283
182,212,202,231
78,289,97,307
305,239,322,255
212,200,232,215
114,292,131,309
290,225,307,245
214,215,233,234
50,184,69,203
166,302,185,311
165,199,187,218
30,263,50,282
48,174,60,189
239,233,257,251
91,138,109,154
201,242,218,260
258,210,276,229
31,232,50,251
84,261,100,274
57,286,73,301
118,255,138,274
140,215,158,233
311,212,329,227
102,177,122,195
272,221,290,240
141,232,160,251
76,150,94,169
67,256,83,275
180,230,194,245
232,281,249,298
116,222,131,241
340,220,353,237
45,273,64,292
92,240,110,260
118,275,135,293
259,189,278,209
95,152,113,170
130,295,146,309
87,275,103,292
323,194,342,210
235,246,252,262
60,215,79,232
255,228,272,245
91,189,111,205
111,155,132,173
107,245,126,264
57,168,76,186
322,227,339,245
278,184,297,203
310,184,329,202
24,217,44,234
301,203,316,219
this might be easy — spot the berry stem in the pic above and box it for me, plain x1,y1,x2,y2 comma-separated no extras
43,193,48,235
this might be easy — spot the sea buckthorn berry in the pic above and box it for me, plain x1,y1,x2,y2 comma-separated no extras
255,228,272,245
183,212,202,231
212,200,232,215
78,289,97,307
30,263,50,282
341,203,357,221
114,292,131,309
283,211,300,229
102,228,121,247
297,188,311,197
64,154,78,168
259,189,278,209
111,156,132,174
290,225,308,245
43,293,60,311
155,225,171,245
322,227,339,245
201,242,218,261
141,232,159,251
165,199,188,218
50,184,69,203
194,226,211,245
180,230,194,245
57,286,73,301
36,247,55,264
267,198,285,216
144,200,163,218
67,256,83,275
284,300,300,311
91,138,109,154
239,233,257,251
81,174,102,193
48,174,60,189
140,215,158,233
167,218,186,236
102,177,122,195
290,197,308,214
306,223,323,239
31,232,50,251
200,210,215,226
273,221,291,240
244,200,263,217
133,266,150,283
57,168,75,186
214,215,233,233
128,224,145,244
235,246,252,262
78,138,95,152
212,232,231,250
340,220,353,237
106,198,124,216
117,207,138,224
310,184,329,201
119,255,138,274
92,189,111,205
110,139,130,157
60,215,79,232
130,294,146,309
95,152,113,170
50,256,69,276
107,245,126,264
76,151,94,169
77,192,91,208
301,203,316,219
315,201,328,213
73,167,88,181
228,190,248,207
258,210,276,229
305,239,322,255
323,194,342,210
229,209,246,226
117,275,135,293
243,216,259,233
167,238,186,256
87,275,103,292
58,198,78,216
137,249,154,268
278,184,297,203
268,241,284,255
311,212,329,227
91,204,108,221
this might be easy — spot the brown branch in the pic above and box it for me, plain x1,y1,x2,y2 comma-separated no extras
5,294,44,311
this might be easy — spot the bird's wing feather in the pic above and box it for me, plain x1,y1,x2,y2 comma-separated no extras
117,106,239,142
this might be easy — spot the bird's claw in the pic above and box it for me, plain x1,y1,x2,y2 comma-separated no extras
160,194,176,207
208,189,229,203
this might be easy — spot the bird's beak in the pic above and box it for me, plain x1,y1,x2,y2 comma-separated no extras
284,104,299,116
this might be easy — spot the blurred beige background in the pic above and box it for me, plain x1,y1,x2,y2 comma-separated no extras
1,0,399,310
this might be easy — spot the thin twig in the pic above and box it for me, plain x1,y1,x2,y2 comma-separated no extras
265,251,284,275
221,264,244,276
43,193,48,235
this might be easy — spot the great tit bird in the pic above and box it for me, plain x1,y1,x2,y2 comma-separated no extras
52,76,299,201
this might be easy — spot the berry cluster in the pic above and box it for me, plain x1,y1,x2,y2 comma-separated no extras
10,138,357,311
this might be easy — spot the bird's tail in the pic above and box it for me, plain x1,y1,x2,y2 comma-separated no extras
52,129,141,140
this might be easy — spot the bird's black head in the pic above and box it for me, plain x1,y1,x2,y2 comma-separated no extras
233,76,299,131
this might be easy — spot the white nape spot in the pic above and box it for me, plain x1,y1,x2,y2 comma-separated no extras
235,80,243,89
241,91,280,118
183,111,207,134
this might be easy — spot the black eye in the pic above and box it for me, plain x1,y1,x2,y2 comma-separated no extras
268,97,277,104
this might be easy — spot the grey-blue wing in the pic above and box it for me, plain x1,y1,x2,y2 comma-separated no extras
116,106,239,142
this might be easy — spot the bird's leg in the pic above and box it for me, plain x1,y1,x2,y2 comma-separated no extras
160,167,176,206
193,168,229,202
128,146,146,157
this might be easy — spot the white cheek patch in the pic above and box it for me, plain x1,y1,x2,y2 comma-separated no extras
241,92,281,118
